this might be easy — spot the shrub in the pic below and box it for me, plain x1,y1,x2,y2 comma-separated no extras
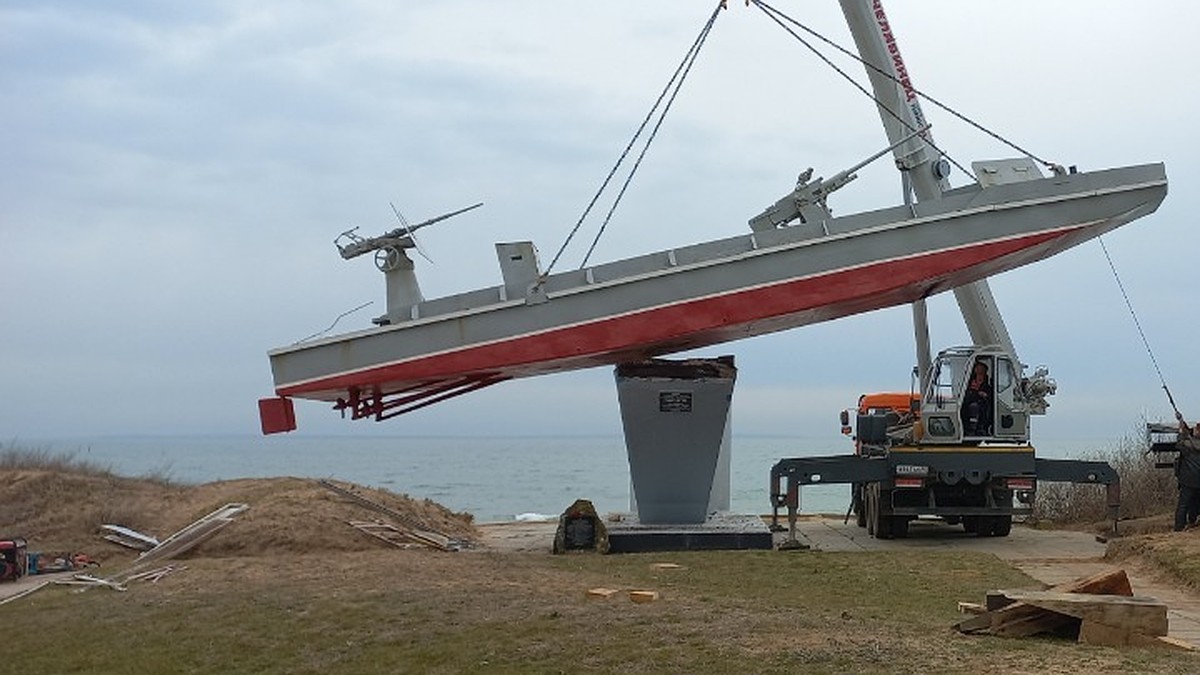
0,441,113,476
1032,425,1176,524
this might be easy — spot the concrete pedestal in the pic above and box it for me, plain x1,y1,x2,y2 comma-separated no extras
608,357,771,552
616,357,736,524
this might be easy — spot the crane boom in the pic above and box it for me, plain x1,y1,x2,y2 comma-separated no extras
838,0,1018,363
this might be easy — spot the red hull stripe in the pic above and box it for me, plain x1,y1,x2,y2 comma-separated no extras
279,229,1067,397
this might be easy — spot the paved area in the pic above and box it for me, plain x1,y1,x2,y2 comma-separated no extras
0,570,74,604
782,516,1200,647
778,515,1108,559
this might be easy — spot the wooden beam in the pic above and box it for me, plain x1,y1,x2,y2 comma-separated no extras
1079,622,1195,650
990,610,1076,638
1001,590,1167,637
629,590,660,603
955,568,1138,637
1051,568,1133,597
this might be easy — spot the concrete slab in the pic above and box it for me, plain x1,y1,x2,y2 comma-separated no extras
607,513,772,553
777,516,1107,560
0,570,74,603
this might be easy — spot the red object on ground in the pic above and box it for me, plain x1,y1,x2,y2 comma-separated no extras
0,538,29,581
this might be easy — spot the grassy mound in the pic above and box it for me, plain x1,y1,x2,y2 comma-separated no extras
0,446,477,559
1107,529,1200,591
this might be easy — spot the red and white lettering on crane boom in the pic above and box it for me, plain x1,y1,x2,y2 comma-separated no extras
871,0,928,132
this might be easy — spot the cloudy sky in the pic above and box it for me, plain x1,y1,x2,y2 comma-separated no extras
3,1,1197,444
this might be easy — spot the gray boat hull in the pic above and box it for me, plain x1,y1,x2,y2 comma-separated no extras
268,163,1166,416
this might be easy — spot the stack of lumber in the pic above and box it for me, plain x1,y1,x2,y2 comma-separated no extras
346,520,452,551
317,480,461,551
955,569,1189,650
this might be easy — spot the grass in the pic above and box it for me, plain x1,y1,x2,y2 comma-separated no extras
0,441,177,486
6,549,1198,674
0,442,115,476
4,441,1199,672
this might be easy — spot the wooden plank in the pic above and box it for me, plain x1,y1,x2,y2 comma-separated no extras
1051,568,1133,597
586,588,620,599
136,518,233,565
101,525,159,551
411,530,452,550
347,520,451,551
1078,620,1136,647
1152,636,1197,651
991,610,1076,638
957,569,1139,637
1002,591,1167,637
71,574,127,592
134,503,248,567
319,480,454,546
348,521,413,549
1076,620,1189,649
957,601,986,615
954,612,995,634
988,569,1134,631
985,592,1015,611
629,590,660,603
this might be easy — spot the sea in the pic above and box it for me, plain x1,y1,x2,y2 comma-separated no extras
12,435,1119,523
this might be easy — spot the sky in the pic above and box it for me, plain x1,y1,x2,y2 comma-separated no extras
2,0,1197,444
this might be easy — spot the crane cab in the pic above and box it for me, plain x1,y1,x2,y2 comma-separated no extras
918,346,1048,445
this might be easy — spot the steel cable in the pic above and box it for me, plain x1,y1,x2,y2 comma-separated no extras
543,1,725,276
1098,235,1179,416
751,0,1062,179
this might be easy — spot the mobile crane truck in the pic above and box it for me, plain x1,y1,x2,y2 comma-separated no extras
768,0,1122,544
769,345,1119,542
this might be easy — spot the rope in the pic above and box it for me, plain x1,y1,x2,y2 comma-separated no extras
543,1,725,276
1097,236,1179,417
750,0,1059,178
579,6,721,268
295,301,374,344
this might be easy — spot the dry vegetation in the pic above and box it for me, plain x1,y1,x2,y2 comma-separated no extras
1033,428,1176,528
4,444,1200,673
0,444,478,558
8,544,1200,673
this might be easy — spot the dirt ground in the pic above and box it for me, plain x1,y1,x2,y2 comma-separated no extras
5,469,1200,651
0,470,479,560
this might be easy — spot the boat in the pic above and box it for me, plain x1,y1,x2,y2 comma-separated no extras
260,1,1167,432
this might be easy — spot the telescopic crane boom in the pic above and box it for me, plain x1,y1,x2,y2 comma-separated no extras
839,0,1018,380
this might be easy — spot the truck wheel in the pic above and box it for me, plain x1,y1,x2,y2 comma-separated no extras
978,516,996,536
872,486,894,539
865,488,876,536
875,510,894,539
962,516,979,534
990,515,1012,537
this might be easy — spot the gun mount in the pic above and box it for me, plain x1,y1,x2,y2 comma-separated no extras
332,202,483,325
